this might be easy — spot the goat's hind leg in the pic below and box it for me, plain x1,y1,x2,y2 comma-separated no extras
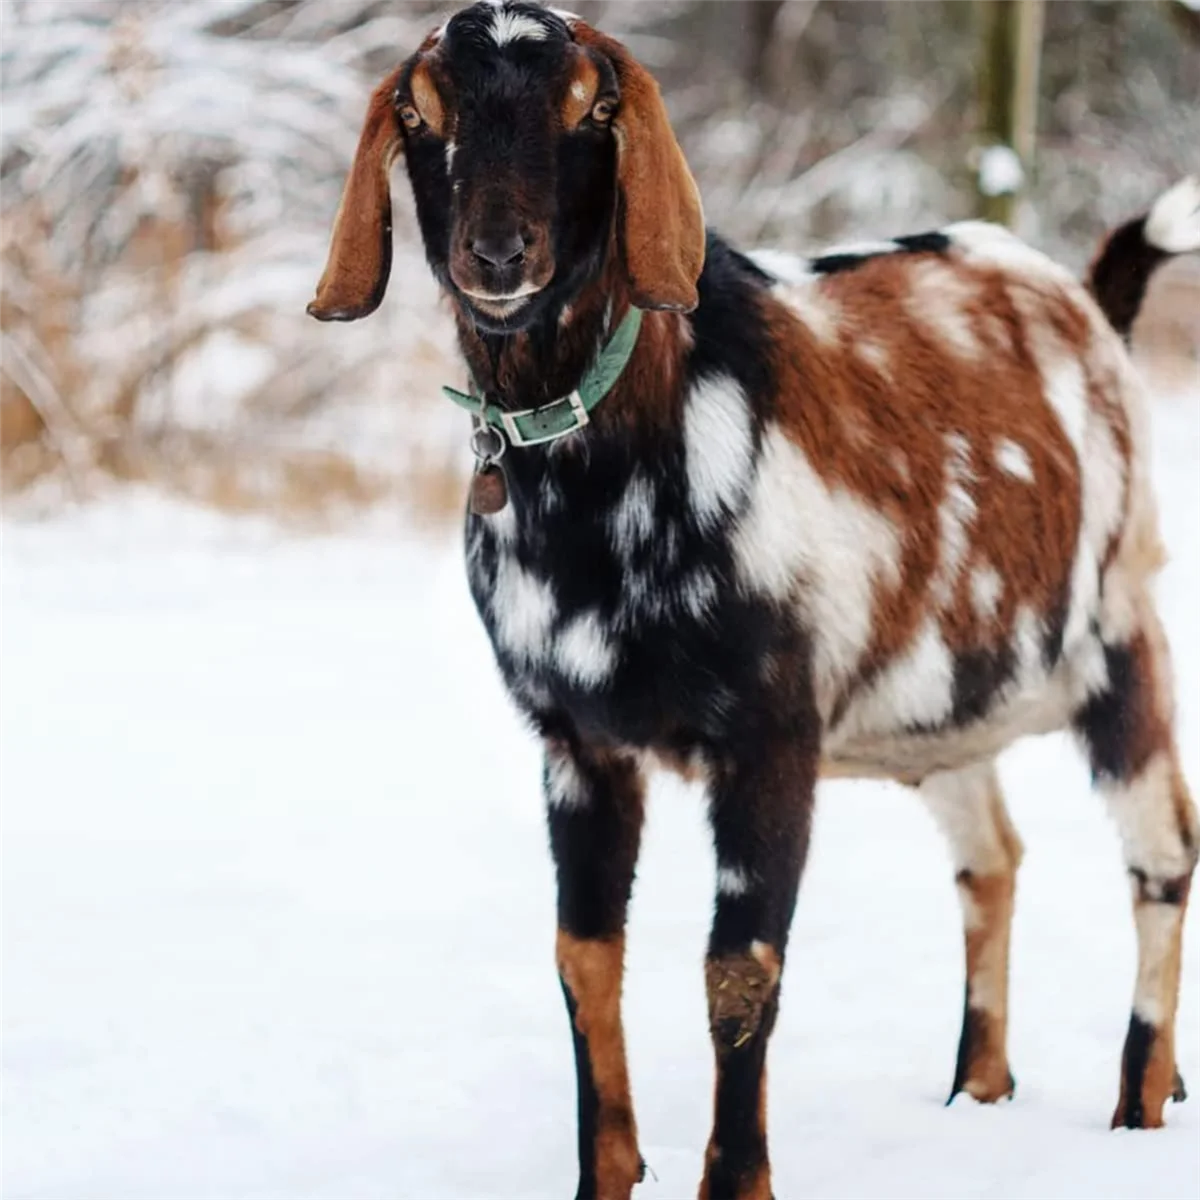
918,760,1022,1105
545,738,646,1199
1074,615,1198,1129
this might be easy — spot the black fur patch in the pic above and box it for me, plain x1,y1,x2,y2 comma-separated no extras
1118,1012,1155,1129
1089,218,1168,344
1073,642,1136,781
561,981,600,1199
951,645,1016,726
708,993,776,1197
894,230,952,255
810,251,880,275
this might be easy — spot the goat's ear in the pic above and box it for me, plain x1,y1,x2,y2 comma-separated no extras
569,23,705,312
307,66,406,322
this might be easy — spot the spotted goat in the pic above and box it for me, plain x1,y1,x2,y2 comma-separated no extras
308,3,1200,1196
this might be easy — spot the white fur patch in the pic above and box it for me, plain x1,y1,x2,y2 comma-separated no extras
556,610,617,686
1102,753,1195,879
1145,175,1200,254
489,8,548,45
545,753,587,811
945,220,1076,288
842,617,955,736
919,761,1016,877
445,141,457,175
994,437,1034,482
679,567,718,621
684,375,754,529
776,281,841,344
734,426,902,716
747,248,815,286
608,472,656,557
1131,901,1181,1026
907,259,981,359
1040,355,1088,454
716,866,751,897
932,434,977,608
493,557,555,661
856,338,892,379
970,564,1004,621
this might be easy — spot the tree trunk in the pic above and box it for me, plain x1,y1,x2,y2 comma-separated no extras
975,0,1044,227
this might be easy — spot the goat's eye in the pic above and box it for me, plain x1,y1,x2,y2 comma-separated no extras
399,105,422,131
590,99,616,124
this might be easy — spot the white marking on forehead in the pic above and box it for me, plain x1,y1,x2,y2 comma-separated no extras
489,8,549,45
685,374,753,529
545,754,587,811
994,437,1033,482
970,564,1003,621
716,866,750,897
493,557,555,661
556,610,617,686
570,80,588,102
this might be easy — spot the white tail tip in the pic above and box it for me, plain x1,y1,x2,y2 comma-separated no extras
1145,176,1200,254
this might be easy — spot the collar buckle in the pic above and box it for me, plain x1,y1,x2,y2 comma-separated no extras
499,390,589,448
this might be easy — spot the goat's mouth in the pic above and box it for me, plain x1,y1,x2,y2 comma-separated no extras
458,281,543,319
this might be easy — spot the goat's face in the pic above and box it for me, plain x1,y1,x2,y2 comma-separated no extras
308,2,705,332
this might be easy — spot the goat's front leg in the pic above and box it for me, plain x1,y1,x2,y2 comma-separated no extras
700,732,817,1200
546,737,646,1200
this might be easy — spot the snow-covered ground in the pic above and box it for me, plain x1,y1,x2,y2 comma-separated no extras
4,389,1199,1200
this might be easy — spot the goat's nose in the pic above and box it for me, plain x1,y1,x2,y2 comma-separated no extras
471,231,526,269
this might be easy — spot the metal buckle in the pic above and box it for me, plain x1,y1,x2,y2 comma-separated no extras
500,392,589,448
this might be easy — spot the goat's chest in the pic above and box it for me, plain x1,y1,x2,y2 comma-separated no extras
462,452,792,747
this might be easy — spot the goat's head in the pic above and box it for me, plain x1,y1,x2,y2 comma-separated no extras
307,1,705,332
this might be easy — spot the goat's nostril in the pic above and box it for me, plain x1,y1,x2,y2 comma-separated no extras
471,232,527,269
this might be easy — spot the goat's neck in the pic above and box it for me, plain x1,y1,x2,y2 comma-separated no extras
452,277,689,436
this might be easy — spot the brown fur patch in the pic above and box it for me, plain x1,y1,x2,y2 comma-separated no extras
410,59,445,136
561,49,600,129
760,255,1085,709
557,932,642,1196
307,66,406,321
568,21,704,311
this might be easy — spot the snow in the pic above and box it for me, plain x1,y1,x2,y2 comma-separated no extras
978,144,1025,198
3,386,1199,1198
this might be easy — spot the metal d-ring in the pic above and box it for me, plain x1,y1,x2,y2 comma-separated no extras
470,418,507,464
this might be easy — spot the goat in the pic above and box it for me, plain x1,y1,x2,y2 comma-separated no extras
308,4,1200,1196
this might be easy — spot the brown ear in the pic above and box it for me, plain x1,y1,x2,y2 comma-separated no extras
307,67,406,322
570,23,705,312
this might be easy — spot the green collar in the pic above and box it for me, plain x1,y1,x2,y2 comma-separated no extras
441,307,643,447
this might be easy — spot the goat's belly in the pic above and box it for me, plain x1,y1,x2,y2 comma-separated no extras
822,645,1095,782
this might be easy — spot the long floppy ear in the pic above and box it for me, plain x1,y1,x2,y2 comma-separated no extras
569,22,705,312
307,66,406,322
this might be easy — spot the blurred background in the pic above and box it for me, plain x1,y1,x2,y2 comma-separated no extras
2,0,1198,523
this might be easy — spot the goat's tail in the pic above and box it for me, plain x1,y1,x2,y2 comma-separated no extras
1088,176,1200,343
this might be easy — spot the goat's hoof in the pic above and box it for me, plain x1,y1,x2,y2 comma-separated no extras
948,1066,1016,1106
1171,1070,1188,1104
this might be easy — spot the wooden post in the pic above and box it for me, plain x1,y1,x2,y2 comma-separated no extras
976,0,1044,227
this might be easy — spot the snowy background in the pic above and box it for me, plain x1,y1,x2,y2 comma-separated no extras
3,1,1200,1197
